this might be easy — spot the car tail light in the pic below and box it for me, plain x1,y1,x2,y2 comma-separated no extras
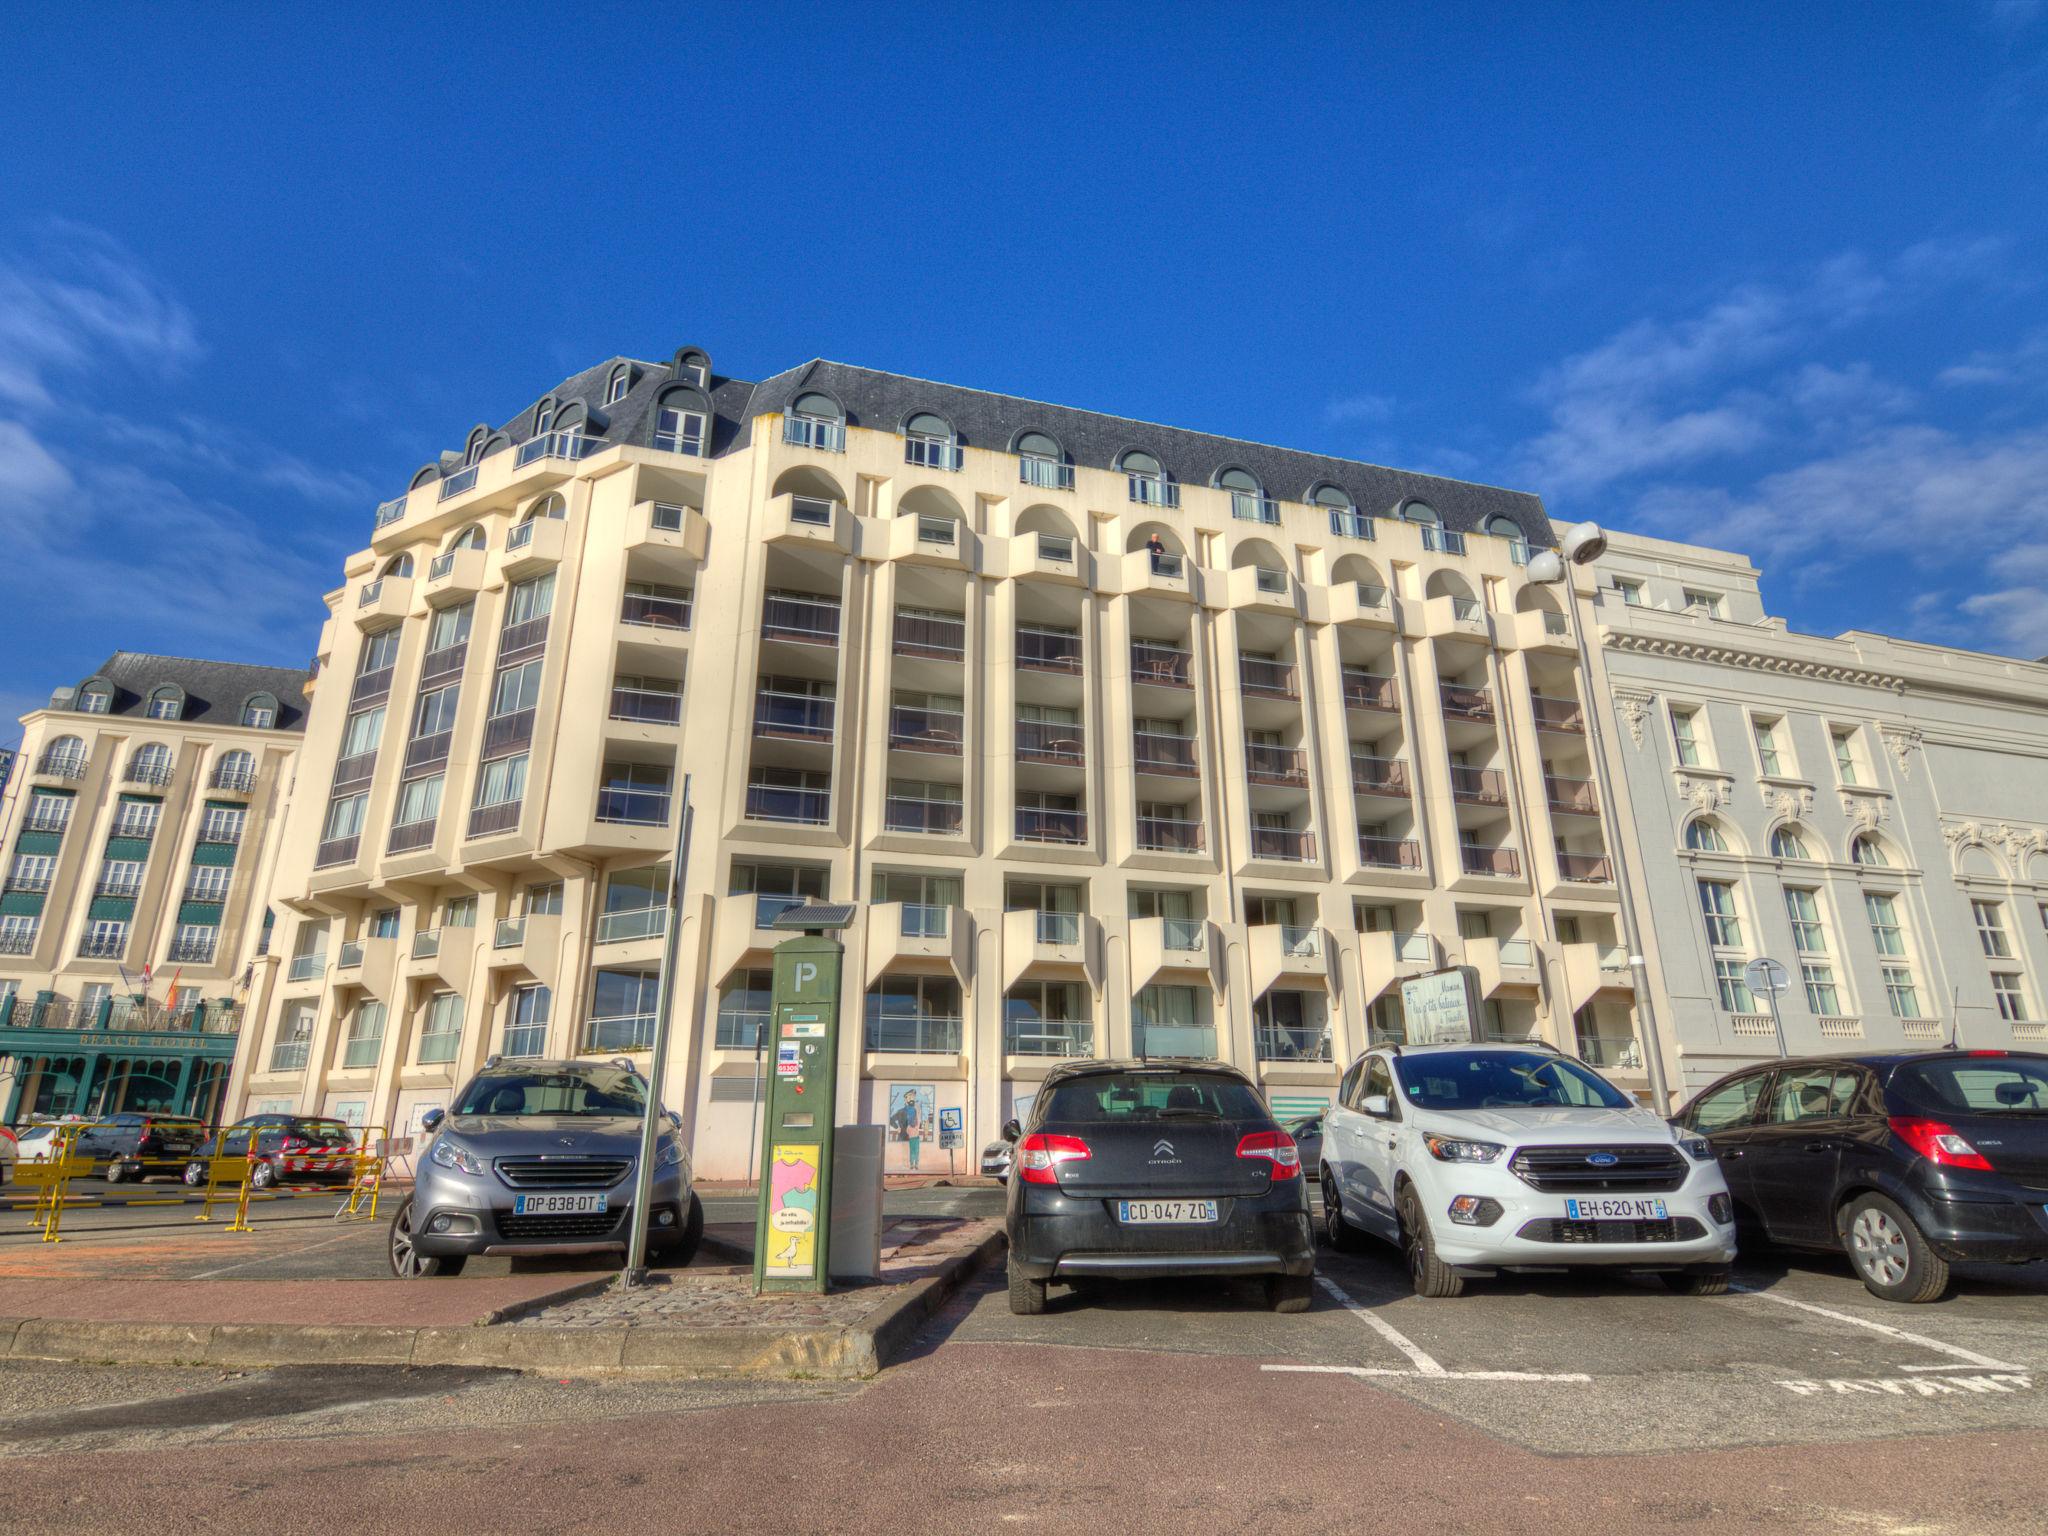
1888,1116,1993,1171
281,1136,309,1152
1967,1050,2008,1058
1016,1133,1090,1184
1236,1130,1302,1180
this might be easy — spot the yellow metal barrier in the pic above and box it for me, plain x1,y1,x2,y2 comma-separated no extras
16,1124,94,1242
336,1126,390,1222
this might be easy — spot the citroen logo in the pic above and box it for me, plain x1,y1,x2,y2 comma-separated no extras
1153,1139,1175,1157
558,1137,578,1147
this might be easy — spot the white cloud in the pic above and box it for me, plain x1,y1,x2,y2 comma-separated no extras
1325,393,1394,424
0,221,199,410
0,419,72,504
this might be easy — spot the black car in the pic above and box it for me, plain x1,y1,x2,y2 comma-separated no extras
1002,1059,1315,1315
1676,1049,2048,1302
184,1114,359,1189
73,1113,208,1182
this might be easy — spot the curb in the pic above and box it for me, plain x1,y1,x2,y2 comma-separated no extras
1,1230,1005,1379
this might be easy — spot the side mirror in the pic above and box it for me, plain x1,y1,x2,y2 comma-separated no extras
1361,1094,1392,1119
420,1108,445,1134
667,1110,683,1131
1001,1118,1022,1143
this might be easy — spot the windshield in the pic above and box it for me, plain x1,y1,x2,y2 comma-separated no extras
1040,1070,1268,1124
1394,1050,1632,1111
453,1068,648,1118
1892,1056,2048,1115
297,1120,354,1142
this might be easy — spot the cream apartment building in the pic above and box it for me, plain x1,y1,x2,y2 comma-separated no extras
0,653,307,1123
234,347,1653,1175
1581,529,2048,1097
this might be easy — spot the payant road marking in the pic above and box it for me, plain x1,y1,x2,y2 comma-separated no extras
1728,1283,2024,1373
1776,1373,2035,1398
1286,1275,1594,1384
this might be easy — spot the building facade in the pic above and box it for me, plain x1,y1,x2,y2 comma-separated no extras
1583,529,2048,1096
0,653,308,1122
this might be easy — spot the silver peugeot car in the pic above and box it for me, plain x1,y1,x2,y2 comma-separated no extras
390,1057,700,1277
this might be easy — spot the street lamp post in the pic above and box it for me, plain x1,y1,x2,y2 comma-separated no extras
1527,527,1675,1113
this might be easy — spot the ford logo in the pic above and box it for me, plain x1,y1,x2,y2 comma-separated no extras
1586,1152,1620,1168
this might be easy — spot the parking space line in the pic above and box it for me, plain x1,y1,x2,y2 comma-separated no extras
1314,1276,1446,1374
189,1230,364,1280
1729,1284,2024,1372
1264,1363,1594,1384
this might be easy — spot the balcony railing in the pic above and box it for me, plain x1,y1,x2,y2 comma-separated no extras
585,1013,655,1052
111,813,160,840
1546,775,1599,815
904,438,963,470
286,953,327,982
900,903,950,939
209,763,256,792
351,665,394,705
1440,684,1494,720
1451,765,1507,805
611,685,683,725
749,894,811,930
650,503,688,532
79,930,128,958
596,786,672,825
1016,808,1087,845
1238,657,1297,699
1005,1020,1093,1057
495,916,526,949
24,807,71,833
1231,492,1279,524
1328,509,1376,541
1274,924,1321,958
0,929,39,956
611,590,691,636
888,706,963,754
1146,550,1185,578
497,614,550,657
331,750,378,790
428,552,456,580
784,415,845,452
1245,742,1306,786
788,495,835,526
1253,567,1289,595
1034,533,1075,563
5,872,51,894
883,797,962,835
1017,627,1082,673
746,784,830,826
373,495,406,529
1250,826,1316,862
514,430,602,468
1133,731,1198,775
865,1015,963,1053
1034,910,1081,946
270,1039,311,1072
1130,643,1192,688
763,593,840,646
1256,1024,1332,1062
1136,1023,1215,1058
1161,917,1205,951
1128,476,1179,508
1019,456,1074,490
1461,845,1522,878
715,1009,769,1050
94,877,143,900
35,752,87,779
124,760,174,787
893,609,964,660
1342,670,1397,712
412,928,441,959
1450,596,1482,621
1351,756,1409,794
404,730,453,771
482,708,536,758
1136,817,1205,853
1579,1034,1644,1069
754,691,835,740
466,801,522,838
437,465,479,501
167,931,218,963
1016,719,1085,767
1421,526,1467,555
196,818,243,846
387,818,437,854
337,941,365,968
1358,836,1422,870
1556,851,1615,883
596,907,666,944
358,578,386,608
915,513,959,544
1530,694,1584,733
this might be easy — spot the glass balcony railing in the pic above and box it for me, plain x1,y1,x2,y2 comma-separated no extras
893,609,965,660
1252,567,1289,595
1276,924,1321,959
1016,627,1083,673
889,706,963,754
762,593,840,645
650,503,688,532
754,691,835,740
1136,1023,1214,1058
1255,1024,1331,1062
1579,1033,1644,1069
482,708,536,758
1145,549,1185,579
784,416,845,452
1245,742,1306,786
287,953,328,982
1035,534,1075,563
1005,1019,1093,1057
1557,851,1615,883
746,784,830,825
437,464,479,501
788,495,835,526
1019,456,1074,490
610,685,683,725
497,614,550,657
314,834,360,868
1358,836,1422,870
915,513,959,545
715,1009,769,1050
1133,731,1198,775
883,797,963,835
1250,826,1316,862
1342,670,1398,711
514,431,601,468
899,903,950,939
1161,917,1205,952
1451,765,1507,805
864,1015,963,1053
1351,756,1409,794
270,1039,311,1072
404,730,453,771
1440,684,1494,720
412,928,441,959
494,917,526,949
1238,657,1297,699
1328,509,1376,540
1035,910,1081,946
467,801,523,839
621,590,691,629
585,1013,655,1052
387,818,437,854
1016,807,1087,844
1136,817,1204,853
1530,694,1584,732
752,894,809,930
1128,476,1179,508
372,495,407,529
596,907,666,944
1231,492,1279,524
1421,526,1467,555
596,786,671,825
1130,643,1192,688
905,437,963,471
1016,719,1085,766
1546,775,1599,814
506,520,536,553
428,552,456,581
1461,845,1522,878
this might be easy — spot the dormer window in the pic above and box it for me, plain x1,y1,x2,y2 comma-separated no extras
464,436,485,467
654,404,706,456
1220,468,1275,524
242,693,279,729
1484,514,1530,565
904,412,961,470
1017,432,1073,490
1121,451,1177,508
785,392,846,452
534,401,555,435
607,367,631,405
147,686,183,721
77,681,112,715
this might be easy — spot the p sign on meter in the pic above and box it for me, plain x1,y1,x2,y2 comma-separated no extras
754,933,844,1294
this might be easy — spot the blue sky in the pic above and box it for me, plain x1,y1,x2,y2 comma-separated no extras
3,3,2046,736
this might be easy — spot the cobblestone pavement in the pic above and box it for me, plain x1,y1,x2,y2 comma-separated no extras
511,1217,997,1329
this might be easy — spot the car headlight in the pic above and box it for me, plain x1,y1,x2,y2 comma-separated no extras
1677,1134,1716,1162
654,1139,684,1171
1422,1133,1504,1164
429,1138,487,1176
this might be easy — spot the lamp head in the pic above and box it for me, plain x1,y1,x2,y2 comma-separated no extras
1561,522,1608,565
1524,549,1565,585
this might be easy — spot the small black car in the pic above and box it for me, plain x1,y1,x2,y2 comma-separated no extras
1002,1059,1315,1315
184,1114,358,1189
1676,1049,2048,1302
73,1113,207,1182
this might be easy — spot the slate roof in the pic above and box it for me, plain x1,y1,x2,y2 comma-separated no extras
65,653,312,733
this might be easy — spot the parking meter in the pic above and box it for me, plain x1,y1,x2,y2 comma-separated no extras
753,921,848,1294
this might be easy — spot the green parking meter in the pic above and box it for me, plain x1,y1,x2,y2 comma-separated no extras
753,905,855,1294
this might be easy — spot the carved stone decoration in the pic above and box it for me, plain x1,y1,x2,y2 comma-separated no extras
1838,790,1888,830
1997,824,2043,863
1676,773,1730,812
1942,820,1978,854
1882,727,1922,781
1764,785,1815,822
1612,690,1655,749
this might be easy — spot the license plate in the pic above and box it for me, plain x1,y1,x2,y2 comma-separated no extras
513,1193,608,1216
1565,1197,1669,1220
1117,1199,1218,1225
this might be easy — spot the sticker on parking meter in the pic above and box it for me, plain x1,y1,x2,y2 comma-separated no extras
777,1042,801,1077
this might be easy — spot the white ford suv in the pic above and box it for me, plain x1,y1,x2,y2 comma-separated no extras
1321,1042,1737,1297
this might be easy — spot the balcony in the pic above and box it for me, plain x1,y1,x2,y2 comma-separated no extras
1421,526,1467,555
1250,826,1316,863
403,730,453,772
24,806,71,833
1016,626,1083,675
1439,684,1494,721
331,750,378,791
1358,835,1422,871
1423,592,1489,639
611,684,683,726
167,930,218,964
353,576,412,628
467,800,523,839
1342,669,1398,713
337,941,365,969
411,928,441,960
1135,816,1205,854
621,589,692,631
893,609,965,661
1006,1019,1094,1058
766,492,851,552
1238,656,1298,700
1230,491,1279,524
1451,765,1507,806
999,907,1097,993
1328,581,1395,629
882,796,964,835
1020,456,1075,491
286,953,328,983
351,665,395,706
1130,642,1192,689
1468,935,1541,998
746,783,831,826
596,785,671,826
1119,548,1195,602
889,511,973,569
387,818,437,855
1358,929,1436,994
1016,719,1085,767
1561,941,1633,1014
1350,756,1409,796
209,762,256,793
111,813,160,840
628,499,708,563
1016,807,1087,845
888,705,963,755
1128,914,1210,989
437,464,479,502
196,817,244,846
1136,1023,1215,1059
863,903,970,988
0,928,38,956
585,1013,654,1053
497,613,550,660
93,877,144,900
33,751,87,780
1530,694,1584,733
4,872,51,894
1460,844,1522,878
762,592,841,648
1127,475,1179,509
1256,1024,1332,1063
864,1015,963,1055
1133,731,1198,776
78,930,128,959
482,708,536,758
1250,923,1327,996
783,415,845,452
1328,509,1376,541
1545,775,1599,815
373,494,407,530
125,760,174,788
596,907,666,944
1245,742,1307,787
514,430,604,470
1510,607,1575,653
1006,530,1087,587
502,516,566,579
754,690,835,742
1556,850,1615,884
1229,564,1298,614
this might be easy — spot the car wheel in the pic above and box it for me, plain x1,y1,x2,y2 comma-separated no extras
1843,1192,1949,1304
1007,1256,1048,1316
1398,1187,1465,1299
1267,1274,1314,1313
1320,1170,1363,1253
103,1160,127,1185
1659,1267,1732,1296
249,1160,277,1191
183,1161,205,1186
388,1199,464,1278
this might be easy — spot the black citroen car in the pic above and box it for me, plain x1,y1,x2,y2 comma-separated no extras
1001,1059,1315,1315
1675,1049,2048,1302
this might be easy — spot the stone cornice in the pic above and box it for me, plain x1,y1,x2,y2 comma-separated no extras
1604,630,1910,693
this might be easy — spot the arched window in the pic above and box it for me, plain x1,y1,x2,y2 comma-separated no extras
241,694,278,729
1218,469,1272,525
76,680,112,715
43,734,87,774
533,399,556,435
1315,483,1367,538
382,553,414,579
1684,818,1728,853
527,493,567,522
146,686,184,721
1312,484,1354,511
1400,500,1441,526
673,351,709,388
1851,833,1890,868
786,392,845,451
607,366,631,404
464,428,486,467
214,749,255,790
128,742,173,783
1484,513,1530,565
1120,450,1176,508
1017,431,1071,490
1400,499,1461,553
903,412,959,470
1770,826,1812,860
450,526,487,552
